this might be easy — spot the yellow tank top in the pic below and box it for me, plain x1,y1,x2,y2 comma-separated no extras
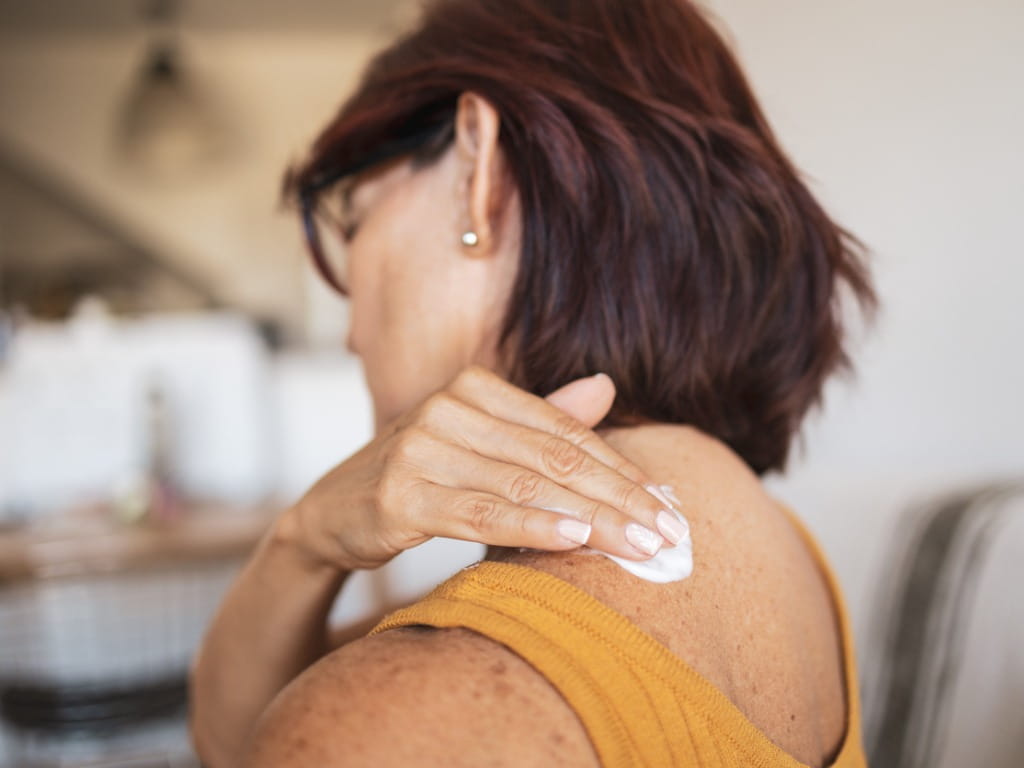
369,505,867,768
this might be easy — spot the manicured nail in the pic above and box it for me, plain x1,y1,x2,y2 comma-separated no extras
625,523,662,556
659,484,682,508
557,519,592,546
656,510,689,545
645,483,677,511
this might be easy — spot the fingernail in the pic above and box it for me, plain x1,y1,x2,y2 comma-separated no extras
645,483,677,510
660,484,682,508
625,523,662,556
656,510,689,545
557,519,592,546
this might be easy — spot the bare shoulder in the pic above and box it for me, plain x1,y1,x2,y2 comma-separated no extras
243,423,847,767
493,422,821,633
493,422,849,766
242,624,598,768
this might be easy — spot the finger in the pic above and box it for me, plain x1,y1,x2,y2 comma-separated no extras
446,366,653,487
427,438,667,558
543,372,616,427
405,482,597,552
414,409,679,557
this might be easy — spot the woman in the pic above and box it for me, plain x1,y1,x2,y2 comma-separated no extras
190,1,877,766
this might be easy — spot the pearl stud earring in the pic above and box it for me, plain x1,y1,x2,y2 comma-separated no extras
461,230,479,247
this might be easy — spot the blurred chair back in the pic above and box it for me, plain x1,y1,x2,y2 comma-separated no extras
863,480,1024,768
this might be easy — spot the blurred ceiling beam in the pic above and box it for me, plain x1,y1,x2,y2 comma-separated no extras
0,141,224,309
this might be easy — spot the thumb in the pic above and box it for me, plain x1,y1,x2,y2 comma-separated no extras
544,373,616,427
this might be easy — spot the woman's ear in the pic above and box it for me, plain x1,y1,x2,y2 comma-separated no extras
453,91,503,251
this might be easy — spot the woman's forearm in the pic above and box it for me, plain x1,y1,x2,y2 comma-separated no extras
189,507,348,768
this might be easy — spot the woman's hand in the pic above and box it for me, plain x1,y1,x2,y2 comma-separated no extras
276,365,685,572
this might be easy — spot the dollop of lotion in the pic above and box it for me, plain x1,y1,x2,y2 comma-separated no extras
539,484,694,583
594,484,694,583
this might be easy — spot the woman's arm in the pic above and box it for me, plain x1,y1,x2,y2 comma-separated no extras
189,366,677,767
241,625,599,768
189,509,347,768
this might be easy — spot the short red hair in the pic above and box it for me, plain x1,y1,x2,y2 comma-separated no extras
286,0,878,475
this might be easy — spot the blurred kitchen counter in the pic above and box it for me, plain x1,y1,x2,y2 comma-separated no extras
0,503,278,584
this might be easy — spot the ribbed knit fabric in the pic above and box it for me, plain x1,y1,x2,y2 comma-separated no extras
369,505,867,768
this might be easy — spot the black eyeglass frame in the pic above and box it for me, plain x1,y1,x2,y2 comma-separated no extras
296,124,450,296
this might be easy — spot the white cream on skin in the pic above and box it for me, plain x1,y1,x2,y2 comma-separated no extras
597,483,693,583
539,483,694,584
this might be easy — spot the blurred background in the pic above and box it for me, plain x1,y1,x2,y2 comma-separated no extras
0,0,1020,766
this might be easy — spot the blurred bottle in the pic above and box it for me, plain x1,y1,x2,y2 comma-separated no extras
112,378,182,525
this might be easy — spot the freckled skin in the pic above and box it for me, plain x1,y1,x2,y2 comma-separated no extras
245,627,598,768
243,423,848,768
485,424,847,765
